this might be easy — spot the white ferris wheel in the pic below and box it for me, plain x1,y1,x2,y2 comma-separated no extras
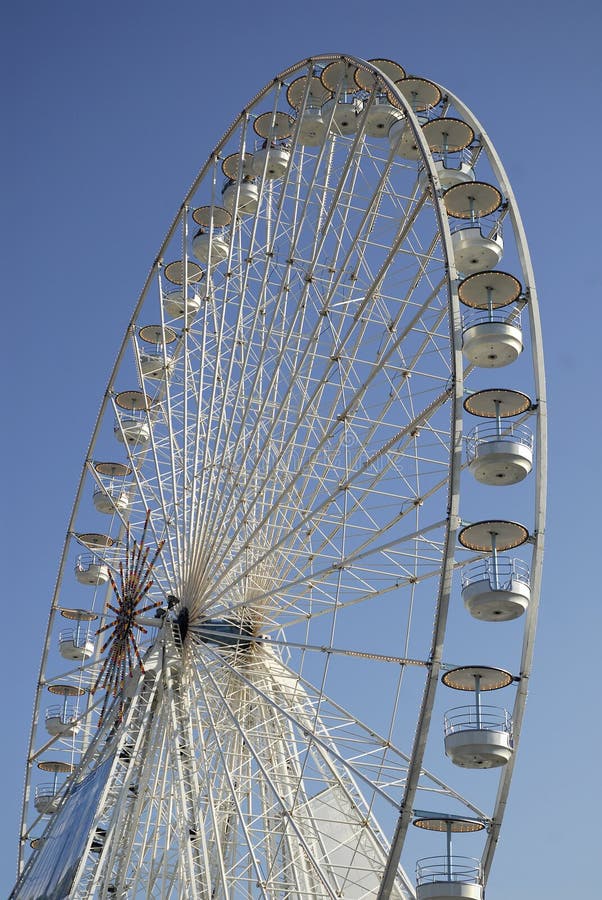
12,54,546,899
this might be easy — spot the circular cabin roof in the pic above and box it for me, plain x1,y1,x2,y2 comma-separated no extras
443,181,502,219
464,388,532,419
442,665,514,692
253,111,295,140
60,607,99,621
139,325,177,345
48,683,86,697
459,520,529,552
115,390,152,411
287,74,331,109
354,58,406,91
163,260,204,285
192,206,232,228
414,816,485,833
422,117,474,153
221,152,254,180
458,270,522,309
94,461,132,477
320,60,360,92
393,77,442,111
75,533,115,549
38,760,75,773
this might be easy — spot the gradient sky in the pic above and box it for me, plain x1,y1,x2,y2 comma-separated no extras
2,1,600,896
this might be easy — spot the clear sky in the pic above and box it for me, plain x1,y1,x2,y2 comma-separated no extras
2,0,600,896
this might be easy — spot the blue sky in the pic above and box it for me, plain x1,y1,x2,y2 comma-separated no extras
2,0,600,895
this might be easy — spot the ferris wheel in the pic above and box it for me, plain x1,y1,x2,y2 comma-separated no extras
12,54,546,899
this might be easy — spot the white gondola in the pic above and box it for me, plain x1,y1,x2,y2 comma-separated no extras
458,270,524,367
387,77,444,157
466,420,533,484
459,520,531,620
161,258,204,323
191,206,231,266
462,314,523,367
75,553,109,585
419,116,475,187
414,818,484,900
364,94,405,137
423,159,476,191
298,105,326,144
114,414,151,446
139,351,174,379
58,608,98,660
252,144,291,179
442,667,514,769
464,389,533,485
35,760,74,816
444,181,504,274
59,628,95,660
192,229,229,266
34,784,60,816
354,59,409,138
461,557,530,621
93,483,129,515
46,683,85,739
451,226,504,274
114,390,152,447
388,115,430,160
416,872,482,900
138,324,177,381
163,288,202,320
444,705,513,768
45,704,79,736
322,96,362,135
252,111,293,178
221,178,259,216
221,151,260,214
318,59,363,136
92,461,131,515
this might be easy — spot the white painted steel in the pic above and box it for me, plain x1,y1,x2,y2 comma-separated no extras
92,484,130,515
297,106,328,144
462,320,523,367
74,556,110,585
420,160,475,191
191,231,229,266
113,416,151,446
462,577,530,621
221,179,259,216
466,435,533,485
139,352,174,379
251,145,290,178
364,96,404,136
450,227,504,274
444,727,513,769
322,97,361,135
417,883,482,900
14,55,545,900
162,288,201,319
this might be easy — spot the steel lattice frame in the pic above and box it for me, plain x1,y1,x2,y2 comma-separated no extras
13,54,546,899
